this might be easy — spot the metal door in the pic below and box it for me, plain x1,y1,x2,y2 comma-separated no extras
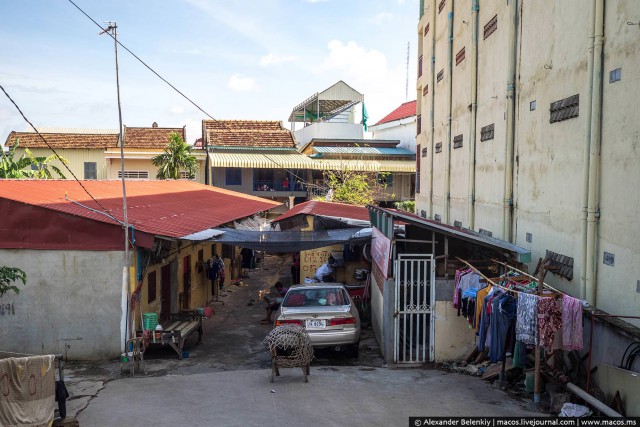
394,253,435,363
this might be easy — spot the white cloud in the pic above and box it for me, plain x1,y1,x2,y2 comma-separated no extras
170,105,185,114
260,53,298,67
228,74,257,91
370,12,394,24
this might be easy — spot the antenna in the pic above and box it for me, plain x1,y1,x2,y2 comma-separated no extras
405,42,410,101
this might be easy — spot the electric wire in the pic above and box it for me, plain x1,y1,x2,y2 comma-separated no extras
0,84,119,224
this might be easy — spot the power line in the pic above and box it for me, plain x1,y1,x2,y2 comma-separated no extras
0,84,119,223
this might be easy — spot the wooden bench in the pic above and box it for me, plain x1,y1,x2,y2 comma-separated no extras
142,311,203,359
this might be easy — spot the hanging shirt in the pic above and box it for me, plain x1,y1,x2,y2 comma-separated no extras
489,293,517,363
475,286,491,333
538,296,563,351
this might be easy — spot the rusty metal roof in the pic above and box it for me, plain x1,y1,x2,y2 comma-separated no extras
0,180,281,238
273,200,370,223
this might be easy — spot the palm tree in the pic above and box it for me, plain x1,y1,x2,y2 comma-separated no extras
0,140,67,179
151,132,198,180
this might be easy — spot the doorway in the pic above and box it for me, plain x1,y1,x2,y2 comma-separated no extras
182,255,191,310
160,264,171,321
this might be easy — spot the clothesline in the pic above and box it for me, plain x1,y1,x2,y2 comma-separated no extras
455,257,557,298
491,259,567,297
0,350,63,358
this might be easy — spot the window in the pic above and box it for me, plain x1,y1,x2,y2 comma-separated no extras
225,168,242,185
421,147,428,157
84,162,97,179
438,0,446,13
180,171,195,180
545,250,574,280
417,114,422,135
530,100,537,111
609,68,621,83
456,47,465,66
453,134,463,149
603,252,615,266
197,249,204,273
147,271,157,304
434,214,441,222
437,69,444,83
479,228,493,237
550,94,579,123
377,173,393,186
526,233,533,243
117,170,149,179
435,142,442,153
454,220,462,228
423,84,429,96
424,23,430,37
418,55,423,78
484,15,497,40
420,210,427,218
416,144,421,194
480,123,494,141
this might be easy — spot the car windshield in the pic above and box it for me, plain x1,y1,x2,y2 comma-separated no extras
282,288,348,307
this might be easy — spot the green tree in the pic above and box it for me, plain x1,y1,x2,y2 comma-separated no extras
0,141,67,179
394,200,415,213
0,267,26,297
323,169,375,206
151,132,198,180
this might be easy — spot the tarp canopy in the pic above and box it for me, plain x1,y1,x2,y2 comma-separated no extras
203,227,370,252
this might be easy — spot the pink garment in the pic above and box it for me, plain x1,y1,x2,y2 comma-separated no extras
562,295,584,350
538,297,562,350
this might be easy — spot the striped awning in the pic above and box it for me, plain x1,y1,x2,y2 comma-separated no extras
208,153,416,173
208,153,316,169
311,159,416,173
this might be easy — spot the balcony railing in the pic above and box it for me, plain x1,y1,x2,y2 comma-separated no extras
254,179,306,192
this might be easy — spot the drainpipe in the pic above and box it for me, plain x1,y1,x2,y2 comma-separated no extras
467,0,479,230
586,0,604,306
429,0,436,218
444,6,454,224
580,0,596,301
503,0,517,242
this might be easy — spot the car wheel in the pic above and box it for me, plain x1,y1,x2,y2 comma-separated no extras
349,341,360,358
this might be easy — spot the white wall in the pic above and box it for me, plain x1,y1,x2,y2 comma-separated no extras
371,119,417,153
294,123,364,147
0,249,124,360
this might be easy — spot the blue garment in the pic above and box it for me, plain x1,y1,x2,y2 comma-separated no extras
488,294,517,363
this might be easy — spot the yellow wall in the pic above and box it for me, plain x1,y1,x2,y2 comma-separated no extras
13,148,108,179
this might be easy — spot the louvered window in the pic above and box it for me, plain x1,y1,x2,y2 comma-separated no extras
421,147,428,158
435,142,442,153
423,84,429,96
437,69,444,83
480,123,494,141
180,171,195,180
438,0,446,13
550,94,579,123
416,144,421,194
484,15,497,40
117,170,149,179
453,134,463,149
456,47,465,66
424,23,430,37
417,114,422,135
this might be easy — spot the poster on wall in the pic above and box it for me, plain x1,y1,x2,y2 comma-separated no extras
372,227,391,279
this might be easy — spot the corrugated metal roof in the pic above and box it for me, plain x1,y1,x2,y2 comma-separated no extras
289,81,364,122
313,146,415,156
373,100,417,126
208,153,315,169
273,200,370,223
0,180,281,238
369,206,530,256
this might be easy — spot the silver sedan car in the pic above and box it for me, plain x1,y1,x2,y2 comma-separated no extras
274,283,361,357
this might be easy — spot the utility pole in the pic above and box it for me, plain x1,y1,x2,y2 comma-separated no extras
100,22,131,350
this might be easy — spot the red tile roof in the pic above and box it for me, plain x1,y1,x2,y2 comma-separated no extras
202,120,296,148
0,180,281,238
4,131,118,149
124,126,186,149
374,100,417,126
273,200,370,223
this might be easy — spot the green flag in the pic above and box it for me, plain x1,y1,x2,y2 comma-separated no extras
362,102,369,131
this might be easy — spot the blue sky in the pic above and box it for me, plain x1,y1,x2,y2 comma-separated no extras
1,0,418,143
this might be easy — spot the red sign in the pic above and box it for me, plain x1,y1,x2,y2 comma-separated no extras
372,227,391,279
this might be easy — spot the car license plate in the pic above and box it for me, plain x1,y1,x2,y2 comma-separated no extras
305,319,326,329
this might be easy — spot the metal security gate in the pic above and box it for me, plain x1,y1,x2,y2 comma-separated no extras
394,253,435,363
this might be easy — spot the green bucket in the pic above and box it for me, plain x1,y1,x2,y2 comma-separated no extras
143,312,158,330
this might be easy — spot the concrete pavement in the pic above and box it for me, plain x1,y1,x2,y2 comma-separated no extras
63,254,535,425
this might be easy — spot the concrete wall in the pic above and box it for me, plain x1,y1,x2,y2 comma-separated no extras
294,123,363,147
13,148,108,180
0,249,123,360
370,119,417,153
109,157,206,183
416,0,640,326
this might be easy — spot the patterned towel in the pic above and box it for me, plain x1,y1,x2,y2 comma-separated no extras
562,295,584,350
538,297,563,350
515,293,538,345
0,355,56,427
